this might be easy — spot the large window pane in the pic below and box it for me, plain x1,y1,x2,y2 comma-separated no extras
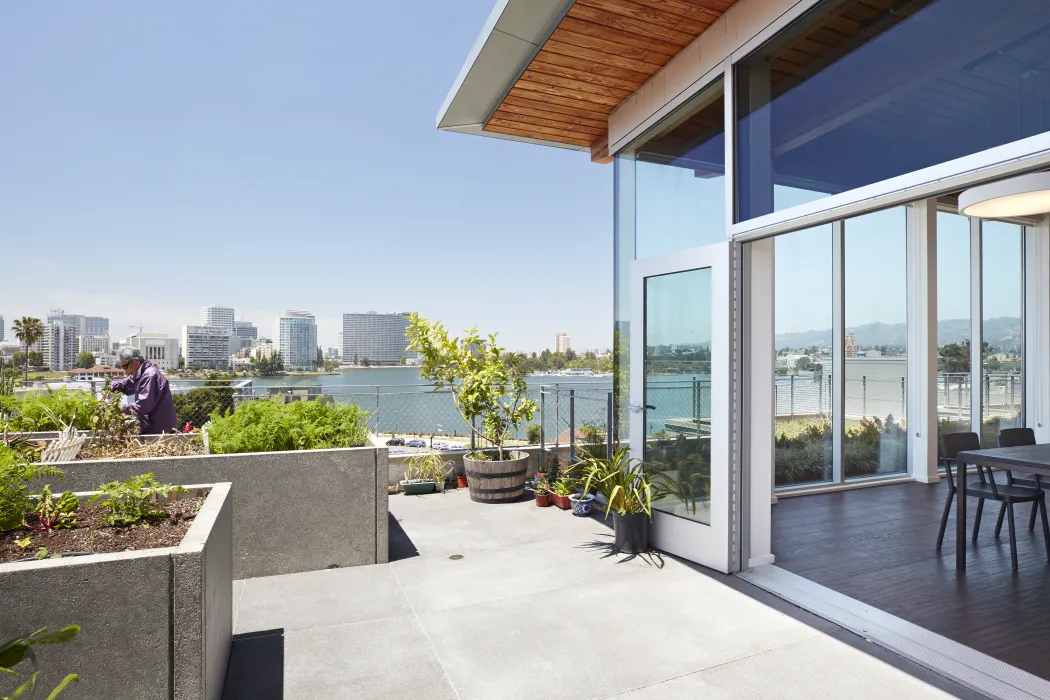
632,80,725,259
736,0,1050,221
982,221,1024,445
937,213,971,441
774,224,834,486
612,156,635,444
644,269,712,525
844,208,908,478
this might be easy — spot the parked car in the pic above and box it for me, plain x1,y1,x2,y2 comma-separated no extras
386,438,405,446
406,439,427,448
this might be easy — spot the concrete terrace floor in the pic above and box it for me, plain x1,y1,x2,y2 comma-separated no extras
222,489,982,700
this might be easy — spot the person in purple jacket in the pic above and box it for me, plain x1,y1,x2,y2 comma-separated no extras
110,347,179,434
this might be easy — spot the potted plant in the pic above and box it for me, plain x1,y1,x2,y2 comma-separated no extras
577,448,664,555
534,478,550,508
549,477,574,510
400,451,450,495
568,491,596,517
407,315,536,504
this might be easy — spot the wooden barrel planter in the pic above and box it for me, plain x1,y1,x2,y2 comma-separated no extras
463,451,529,503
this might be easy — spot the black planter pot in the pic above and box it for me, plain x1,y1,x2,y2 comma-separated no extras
614,512,649,555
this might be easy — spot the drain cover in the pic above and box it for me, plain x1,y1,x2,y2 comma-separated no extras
448,554,464,560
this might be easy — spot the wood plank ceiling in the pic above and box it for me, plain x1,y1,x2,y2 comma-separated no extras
483,0,739,162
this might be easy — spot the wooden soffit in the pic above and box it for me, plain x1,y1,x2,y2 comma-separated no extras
483,0,738,163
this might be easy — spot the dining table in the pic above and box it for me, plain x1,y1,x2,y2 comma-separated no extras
955,443,1050,570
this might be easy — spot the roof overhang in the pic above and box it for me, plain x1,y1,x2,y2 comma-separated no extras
437,0,581,152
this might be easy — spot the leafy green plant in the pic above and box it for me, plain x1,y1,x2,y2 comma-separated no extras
23,485,78,533
172,387,235,429
551,477,575,497
407,315,536,460
524,423,542,445
0,456,63,532
533,477,550,495
0,625,79,700
404,452,450,483
577,448,662,518
89,473,185,527
206,397,370,454
1,388,98,432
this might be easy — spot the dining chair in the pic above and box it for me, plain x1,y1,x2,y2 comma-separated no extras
995,427,1039,536
938,431,1050,571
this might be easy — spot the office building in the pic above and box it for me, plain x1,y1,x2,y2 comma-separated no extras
342,312,414,366
442,0,1050,686
234,320,258,340
181,326,233,369
327,347,340,359
0,315,4,343
125,333,181,371
555,333,571,354
275,310,317,370
201,305,235,334
79,334,111,356
83,316,108,337
38,321,80,371
45,310,108,339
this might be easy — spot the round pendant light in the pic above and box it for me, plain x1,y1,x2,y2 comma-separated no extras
959,172,1050,218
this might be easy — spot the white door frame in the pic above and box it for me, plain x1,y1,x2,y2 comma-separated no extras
630,241,734,573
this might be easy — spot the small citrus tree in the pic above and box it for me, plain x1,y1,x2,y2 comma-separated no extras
407,314,535,460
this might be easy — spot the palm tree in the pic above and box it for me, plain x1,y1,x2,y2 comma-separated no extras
12,316,45,381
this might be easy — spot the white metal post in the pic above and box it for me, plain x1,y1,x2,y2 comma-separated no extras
970,218,984,436
832,220,845,482
1025,216,1050,442
907,200,940,483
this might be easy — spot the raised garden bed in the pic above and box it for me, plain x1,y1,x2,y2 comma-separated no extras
0,482,232,700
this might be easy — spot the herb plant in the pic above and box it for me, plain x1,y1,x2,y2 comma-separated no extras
551,478,575,497
0,387,98,432
89,473,185,527
206,397,370,453
404,451,450,483
0,625,80,700
407,315,536,461
0,456,63,532
23,485,78,533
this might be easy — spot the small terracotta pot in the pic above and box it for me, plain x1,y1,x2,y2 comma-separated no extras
457,475,468,489
535,493,551,508
550,493,572,510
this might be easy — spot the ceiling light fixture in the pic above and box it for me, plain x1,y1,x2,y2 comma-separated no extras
959,172,1050,218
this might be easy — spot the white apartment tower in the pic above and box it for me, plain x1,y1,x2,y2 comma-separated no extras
181,326,233,369
275,310,317,370
342,312,415,365
201,305,235,334
37,322,80,371
555,333,571,354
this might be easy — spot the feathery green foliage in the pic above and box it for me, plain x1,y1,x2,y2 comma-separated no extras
1,388,98,432
0,453,64,532
206,397,370,453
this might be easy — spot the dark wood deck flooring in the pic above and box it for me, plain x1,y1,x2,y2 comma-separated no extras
773,480,1050,680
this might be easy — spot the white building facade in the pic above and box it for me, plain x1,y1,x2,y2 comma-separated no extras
125,333,181,370
276,310,317,370
201,305,235,334
181,326,232,369
555,333,571,354
342,312,414,365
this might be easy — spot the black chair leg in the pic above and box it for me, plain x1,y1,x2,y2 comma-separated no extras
937,488,954,550
1040,498,1050,564
1031,502,1039,531
973,498,985,542
1008,502,1019,571
995,503,1007,538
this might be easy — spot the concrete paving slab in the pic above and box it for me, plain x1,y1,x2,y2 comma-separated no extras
391,533,657,614
605,635,957,699
283,616,456,700
235,566,411,634
419,567,821,700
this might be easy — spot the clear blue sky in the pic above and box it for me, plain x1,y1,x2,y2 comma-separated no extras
0,1,612,353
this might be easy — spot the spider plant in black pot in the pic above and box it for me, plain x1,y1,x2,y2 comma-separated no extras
576,448,663,555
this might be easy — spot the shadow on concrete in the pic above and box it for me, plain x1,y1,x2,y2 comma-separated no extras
388,513,420,562
577,537,666,568
222,629,284,700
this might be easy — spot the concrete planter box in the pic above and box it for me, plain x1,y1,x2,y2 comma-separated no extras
43,446,388,578
0,483,233,700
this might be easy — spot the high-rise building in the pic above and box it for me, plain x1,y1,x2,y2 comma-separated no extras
275,310,317,370
342,312,415,366
80,334,111,356
327,348,340,359
181,326,233,369
125,334,181,370
233,320,258,340
38,321,80,371
201,305,235,334
845,330,859,358
555,333,571,354
0,315,4,343
83,316,109,337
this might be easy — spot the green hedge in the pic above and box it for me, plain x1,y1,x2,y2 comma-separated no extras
206,397,370,454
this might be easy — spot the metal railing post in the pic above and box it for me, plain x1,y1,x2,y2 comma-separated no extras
901,376,905,419
606,391,614,459
790,374,795,418
375,386,380,435
862,376,867,416
539,391,545,466
471,416,476,452
569,389,575,464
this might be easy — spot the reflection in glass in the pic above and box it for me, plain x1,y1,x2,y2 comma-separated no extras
644,268,712,525
844,208,908,478
774,225,834,486
612,156,636,445
632,80,725,259
736,0,1050,221
936,213,971,440
982,221,1024,444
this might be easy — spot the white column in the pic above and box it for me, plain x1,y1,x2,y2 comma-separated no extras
971,218,984,434
1025,216,1050,442
743,238,775,567
907,200,940,482
832,221,845,482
